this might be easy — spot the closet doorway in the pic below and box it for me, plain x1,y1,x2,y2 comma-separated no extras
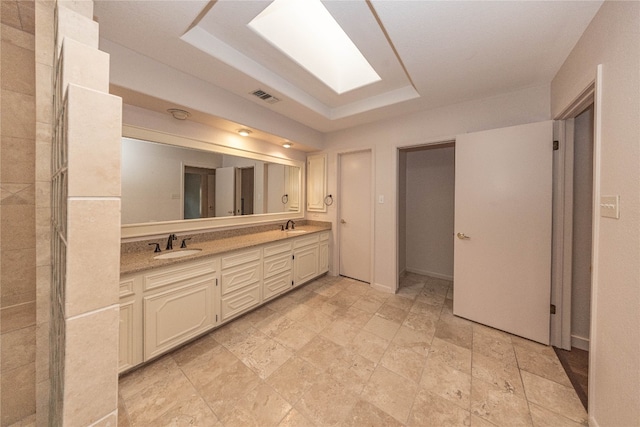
398,142,455,286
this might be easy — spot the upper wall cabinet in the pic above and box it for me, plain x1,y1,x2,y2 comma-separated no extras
306,154,328,212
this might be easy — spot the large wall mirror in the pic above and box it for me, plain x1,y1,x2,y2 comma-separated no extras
121,126,304,238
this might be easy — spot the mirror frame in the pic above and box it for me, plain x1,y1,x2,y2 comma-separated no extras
121,125,305,239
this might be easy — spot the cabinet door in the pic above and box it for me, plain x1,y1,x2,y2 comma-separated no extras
294,245,319,286
307,154,327,212
144,277,216,360
264,270,294,301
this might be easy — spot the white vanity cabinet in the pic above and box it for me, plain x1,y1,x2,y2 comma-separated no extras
142,258,219,360
306,154,328,212
263,240,294,302
220,248,262,322
119,229,331,372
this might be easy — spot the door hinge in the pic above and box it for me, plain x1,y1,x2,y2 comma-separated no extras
292,254,295,260
553,140,559,151
550,304,556,314
291,280,294,286
215,314,218,322
215,278,218,287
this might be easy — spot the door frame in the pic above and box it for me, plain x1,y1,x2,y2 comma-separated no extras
550,77,602,354
337,148,375,286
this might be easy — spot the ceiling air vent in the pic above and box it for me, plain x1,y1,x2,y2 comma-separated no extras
250,89,280,104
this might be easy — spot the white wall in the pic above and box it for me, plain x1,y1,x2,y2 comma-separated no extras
571,107,593,350
405,147,455,280
551,2,640,425
103,40,324,151
316,84,551,292
121,137,223,224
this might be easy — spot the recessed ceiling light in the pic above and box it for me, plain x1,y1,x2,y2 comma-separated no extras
248,0,381,94
167,108,190,120
238,128,252,137
282,142,292,149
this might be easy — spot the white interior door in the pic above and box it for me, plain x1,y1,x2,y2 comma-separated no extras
215,167,235,217
453,121,553,344
339,150,371,283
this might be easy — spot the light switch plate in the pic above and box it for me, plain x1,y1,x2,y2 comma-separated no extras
600,195,620,219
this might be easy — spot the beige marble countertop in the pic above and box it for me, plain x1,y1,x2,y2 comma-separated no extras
120,225,330,276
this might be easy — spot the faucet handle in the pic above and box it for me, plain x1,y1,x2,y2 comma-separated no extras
180,238,192,249
148,243,161,253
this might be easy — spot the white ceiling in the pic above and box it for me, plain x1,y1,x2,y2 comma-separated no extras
94,0,602,133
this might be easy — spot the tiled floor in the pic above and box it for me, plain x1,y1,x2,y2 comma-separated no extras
117,273,588,426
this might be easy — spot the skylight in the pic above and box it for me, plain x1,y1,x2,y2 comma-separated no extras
248,0,381,95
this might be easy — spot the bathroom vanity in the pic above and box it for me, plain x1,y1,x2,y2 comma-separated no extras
118,225,330,373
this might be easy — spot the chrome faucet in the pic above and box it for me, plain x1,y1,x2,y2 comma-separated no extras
285,220,295,230
166,233,177,250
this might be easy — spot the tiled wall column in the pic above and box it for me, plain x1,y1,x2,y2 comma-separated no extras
49,1,122,425
1,1,37,424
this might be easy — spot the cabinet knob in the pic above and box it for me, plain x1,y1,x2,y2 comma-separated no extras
340,219,347,224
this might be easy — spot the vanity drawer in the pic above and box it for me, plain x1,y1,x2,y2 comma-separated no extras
221,283,260,321
263,252,292,279
221,260,261,296
293,234,320,249
221,248,261,269
263,241,292,258
319,232,329,242
143,259,217,292
263,271,293,302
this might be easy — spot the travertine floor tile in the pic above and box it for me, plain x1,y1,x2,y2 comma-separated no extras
520,371,588,425
470,377,532,426
267,357,322,404
344,399,405,427
117,273,587,427
362,365,418,424
380,343,427,383
408,389,471,427
296,373,359,426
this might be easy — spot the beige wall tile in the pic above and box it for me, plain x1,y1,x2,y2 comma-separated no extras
35,378,50,427
1,183,35,206
1,137,35,183
1,301,35,333
1,325,36,371
1,23,34,50
54,5,98,55
60,38,109,93
1,362,36,425
35,62,52,121
35,141,51,181
35,1,54,66
1,41,35,95
35,265,50,324
1,248,36,306
63,306,119,426
1,90,35,139
65,198,120,316
35,208,50,267
66,86,121,198
1,204,35,250
17,1,36,34
1,2,22,30
35,322,49,382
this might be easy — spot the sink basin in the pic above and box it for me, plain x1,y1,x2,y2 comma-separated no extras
154,249,202,260
286,230,307,235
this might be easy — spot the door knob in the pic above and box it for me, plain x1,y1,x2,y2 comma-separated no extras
456,232,470,240
340,219,346,224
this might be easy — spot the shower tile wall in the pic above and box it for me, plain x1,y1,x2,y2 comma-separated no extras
1,0,37,424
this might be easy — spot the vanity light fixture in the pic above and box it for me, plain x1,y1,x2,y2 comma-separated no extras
238,128,252,137
167,108,191,120
282,142,292,149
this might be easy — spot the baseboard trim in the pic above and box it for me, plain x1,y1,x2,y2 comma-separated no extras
571,334,590,351
405,267,453,281
371,282,394,294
